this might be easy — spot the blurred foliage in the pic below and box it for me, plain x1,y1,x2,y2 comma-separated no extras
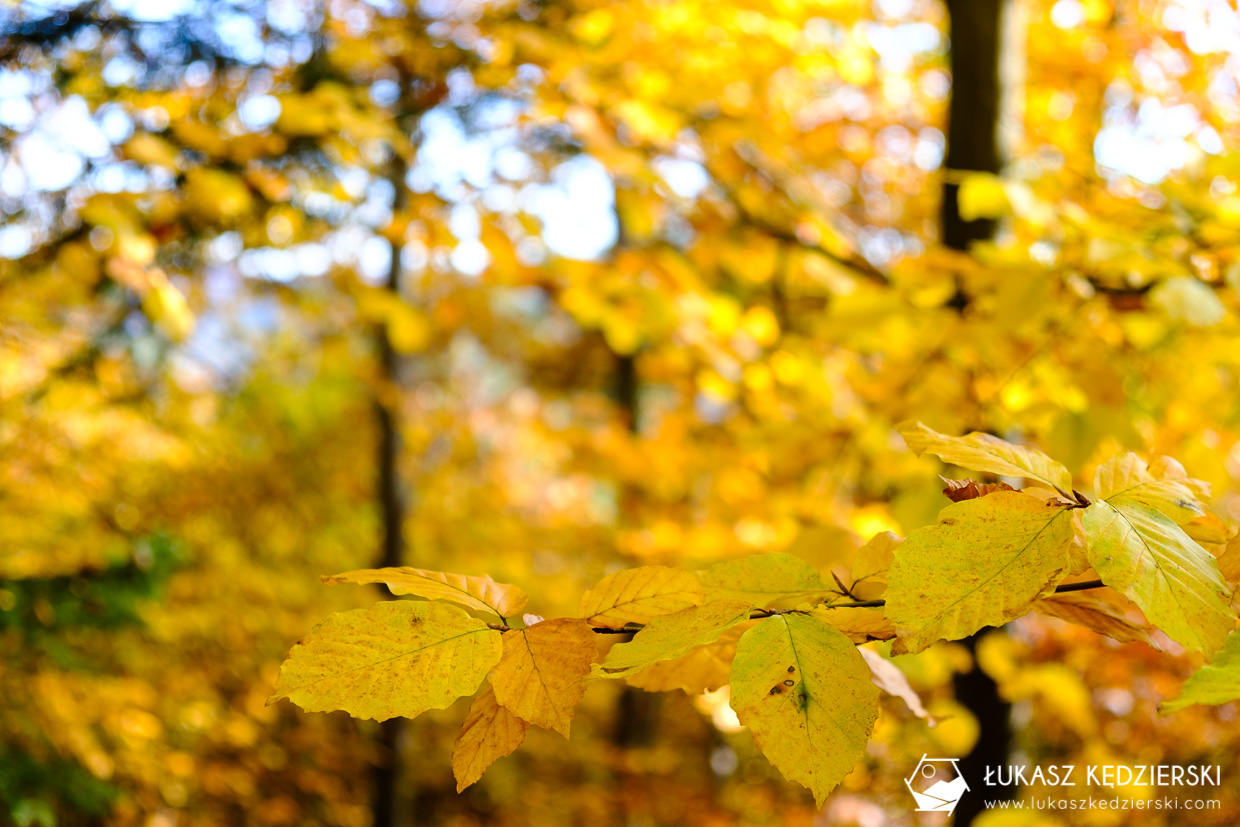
4,0,1240,825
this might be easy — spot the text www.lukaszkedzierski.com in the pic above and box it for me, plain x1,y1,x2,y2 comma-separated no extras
984,798,1220,811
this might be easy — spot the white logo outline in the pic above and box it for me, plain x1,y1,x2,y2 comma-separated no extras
905,755,970,815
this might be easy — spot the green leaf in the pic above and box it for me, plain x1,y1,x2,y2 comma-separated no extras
729,614,880,806
268,600,502,721
1095,452,1206,525
321,567,528,620
886,492,1075,653
592,599,753,681
698,554,826,608
897,420,1072,490
1162,632,1240,714
1083,501,1232,655
578,566,705,628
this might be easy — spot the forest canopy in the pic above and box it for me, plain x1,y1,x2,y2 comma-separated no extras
5,0,1240,826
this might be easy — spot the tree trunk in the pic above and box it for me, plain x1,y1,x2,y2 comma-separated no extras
610,352,662,749
372,152,411,827
942,0,1003,250
940,0,1017,823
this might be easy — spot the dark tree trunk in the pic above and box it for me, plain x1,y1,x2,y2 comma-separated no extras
610,352,661,748
940,1,1016,824
942,0,1003,251
372,153,411,827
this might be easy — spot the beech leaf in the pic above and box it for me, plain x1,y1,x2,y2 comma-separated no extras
489,618,597,737
940,476,1016,503
729,614,880,806
886,492,1075,653
814,606,897,643
1083,501,1232,655
592,599,753,681
858,647,935,724
898,420,1072,490
1095,452,1207,525
578,566,705,628
1033,592,1162,650
624,626,749,694
1162,632,1240,714
452,685,530,792
268,601,501,721
322,567,528,620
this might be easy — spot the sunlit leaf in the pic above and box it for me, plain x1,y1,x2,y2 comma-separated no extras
452,685,530,792
489,618,596,737
322,567,529,620
1033,592,1162,650
268,601,501,721
578,566,704,628
1083,502,1232,655
592,600,753,681
1161,632,1240,714
858,647,934,724
887,492,1075,653
729,614,880,806
898,421,1072,490
1095,452,1206,525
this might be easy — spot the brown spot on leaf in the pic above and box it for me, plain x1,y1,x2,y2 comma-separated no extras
787,665,795,673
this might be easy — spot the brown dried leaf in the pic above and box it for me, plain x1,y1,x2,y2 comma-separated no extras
940,476,1016,503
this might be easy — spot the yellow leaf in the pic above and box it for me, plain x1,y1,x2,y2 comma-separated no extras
489,618,596,738
1184,513,1230,546
624,626,748,694
886,492,1075,653
578,566,704,628
322,567,528,620
729,614,880,806
898,420,1073,490
592,600,752,681
1217,531,1240,584
957,172,1011,221
143,281,195,342
268,601,501,721
815,607,896,643
452,685,529,792
1033,592,1162,650
851,531,902,587
1095,452,1206,525
1083,501,1232,655
858,647,934,724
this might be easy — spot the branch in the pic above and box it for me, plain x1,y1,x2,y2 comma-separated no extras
586,579,1109,637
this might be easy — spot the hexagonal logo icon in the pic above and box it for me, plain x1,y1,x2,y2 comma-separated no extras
905,755,969,815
